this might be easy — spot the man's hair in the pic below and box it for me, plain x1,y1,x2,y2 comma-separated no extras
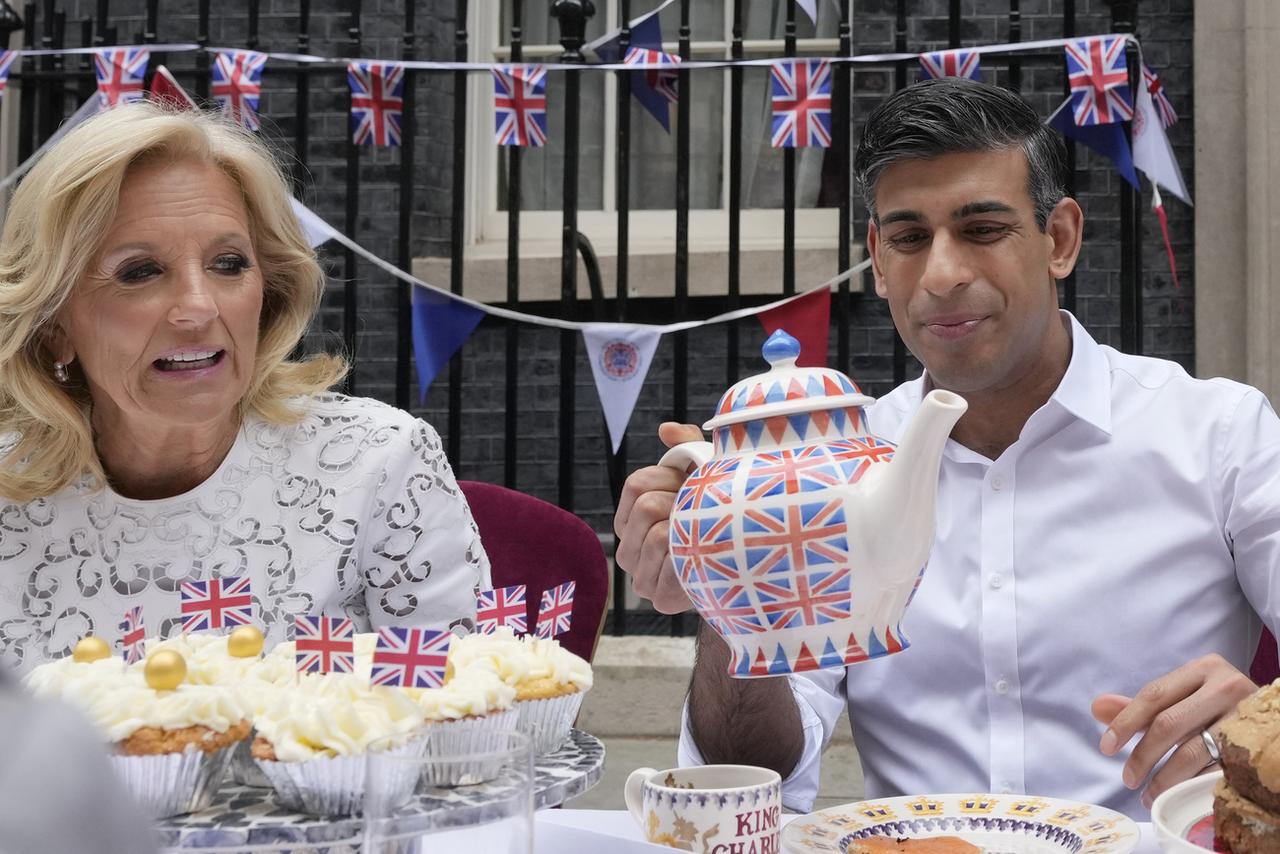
854,77,1069,231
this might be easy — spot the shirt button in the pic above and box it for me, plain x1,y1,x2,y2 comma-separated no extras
995,679,1010,694
991,476,1004,490
989,574,1004,589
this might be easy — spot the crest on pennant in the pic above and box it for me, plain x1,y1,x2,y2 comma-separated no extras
601,340,640,381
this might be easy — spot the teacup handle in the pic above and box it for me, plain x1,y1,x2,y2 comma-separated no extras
624,767,658,828
658,441,715,474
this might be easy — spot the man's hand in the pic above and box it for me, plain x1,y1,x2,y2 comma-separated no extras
1092,654,1256,807
613,422,703,614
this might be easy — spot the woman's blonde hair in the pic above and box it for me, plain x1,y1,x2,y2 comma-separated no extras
0,101,347,502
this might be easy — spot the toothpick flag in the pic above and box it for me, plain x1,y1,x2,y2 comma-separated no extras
0,51,17,100
149,65,197,109
1064,36,1132,125
294,616,356,674
212,49,267,131
1046,96,1138,190
371,627,451,689
536,582,576,639
583,324,663,454
918,49,981,81
758,286,832,369
94,47,150,108
493,64,548,147
411,285,485,400
348,62,404,146
475,585,529,634
121,606,145,665
771,59,833,148
180,576,254,633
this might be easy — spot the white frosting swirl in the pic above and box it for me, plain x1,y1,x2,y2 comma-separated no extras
413,667,516,721
447,627,593,691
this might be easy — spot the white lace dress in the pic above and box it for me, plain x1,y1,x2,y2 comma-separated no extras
0,393,490,673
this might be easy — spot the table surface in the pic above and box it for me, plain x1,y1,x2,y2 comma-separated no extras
535,810,1161,854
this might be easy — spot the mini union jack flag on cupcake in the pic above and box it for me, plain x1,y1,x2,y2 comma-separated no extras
294,615,355,674
475,585,528,634
370,627,452,689
121,606,145,665
180,576,254,633
535,581,576,639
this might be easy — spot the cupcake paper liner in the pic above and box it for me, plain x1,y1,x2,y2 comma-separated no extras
229,734,272,787
421,708,519,787
110,742,236,819
516,691,584,755
255,733,427,817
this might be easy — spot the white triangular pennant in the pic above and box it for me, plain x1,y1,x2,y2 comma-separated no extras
289,197,339,248
583,324,662,454
795,0,819,24
1132,76,1191,205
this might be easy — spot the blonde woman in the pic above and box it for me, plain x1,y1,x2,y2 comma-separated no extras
0,102,489,670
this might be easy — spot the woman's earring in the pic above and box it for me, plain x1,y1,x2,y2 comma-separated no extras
53,362,69,383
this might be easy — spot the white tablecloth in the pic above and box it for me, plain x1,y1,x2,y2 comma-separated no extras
534,809,1161,854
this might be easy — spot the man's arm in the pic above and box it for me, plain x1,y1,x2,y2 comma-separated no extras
687,620,805,777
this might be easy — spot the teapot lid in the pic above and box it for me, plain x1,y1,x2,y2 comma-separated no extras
703,329,875,431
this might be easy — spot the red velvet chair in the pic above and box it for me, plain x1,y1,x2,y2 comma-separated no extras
1253,628,1279,686
459,481,610,663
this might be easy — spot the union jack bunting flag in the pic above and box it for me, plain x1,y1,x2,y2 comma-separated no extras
347,61,404,146
370,627,452,689
294,616,356,675
624,47,680,104
212,49,267,131
0,51,17,99
1063,36,1133,126
770,59,832,148
121,606,145,665
918,49,981,81
493,64,548,147
1143,62,1177,128
475,585,528,634
94,47,150,108
535,581,576,639
180,576,254,633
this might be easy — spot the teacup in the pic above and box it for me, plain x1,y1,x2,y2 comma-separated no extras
624,764,782,853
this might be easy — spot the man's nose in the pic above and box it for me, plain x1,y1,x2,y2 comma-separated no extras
167,265,219,327
918,230,973,296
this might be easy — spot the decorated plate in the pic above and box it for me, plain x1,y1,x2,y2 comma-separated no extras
781,792,1140,854
1151,771,1221,854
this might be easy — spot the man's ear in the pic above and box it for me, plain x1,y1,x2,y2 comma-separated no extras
1046,196,1084,281
867,220,888,299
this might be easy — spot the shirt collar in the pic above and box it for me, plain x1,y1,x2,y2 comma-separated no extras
894,309,1113,438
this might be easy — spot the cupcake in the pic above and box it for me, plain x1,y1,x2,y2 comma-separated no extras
412,665,518,785
249,666,428,815
25,649,250,818
447,627,593,754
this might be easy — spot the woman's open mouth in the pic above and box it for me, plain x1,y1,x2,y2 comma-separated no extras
154,350,225,372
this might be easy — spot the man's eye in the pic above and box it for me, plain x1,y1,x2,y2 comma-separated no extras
889,233,926,247
969,225,1010,239
116,262,161,283
212,254,252,274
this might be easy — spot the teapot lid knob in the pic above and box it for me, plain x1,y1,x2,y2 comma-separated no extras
762,329,801,368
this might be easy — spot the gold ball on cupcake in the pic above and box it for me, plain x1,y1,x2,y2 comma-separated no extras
227,625,264,658
144,650,187,691
72,636,112,663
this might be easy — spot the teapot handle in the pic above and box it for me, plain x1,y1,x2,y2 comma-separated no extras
658,441,715,474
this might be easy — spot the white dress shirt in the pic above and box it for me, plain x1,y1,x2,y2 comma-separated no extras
679,312,1280,818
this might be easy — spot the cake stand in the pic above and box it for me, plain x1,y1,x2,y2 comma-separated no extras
153,729,604,852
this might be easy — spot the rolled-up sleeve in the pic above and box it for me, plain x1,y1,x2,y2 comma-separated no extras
676,665,847,812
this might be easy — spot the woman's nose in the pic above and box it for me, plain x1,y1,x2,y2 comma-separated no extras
167,267,219,327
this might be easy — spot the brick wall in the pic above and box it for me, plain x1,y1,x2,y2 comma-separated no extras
24,0,1194,533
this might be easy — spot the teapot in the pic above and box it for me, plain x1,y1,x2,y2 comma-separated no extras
658,329,966,677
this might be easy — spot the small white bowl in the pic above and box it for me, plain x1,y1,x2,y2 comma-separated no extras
1151,770,1222,854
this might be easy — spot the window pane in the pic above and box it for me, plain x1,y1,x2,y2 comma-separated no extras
741,67,838,209
628,69,724,209
743,0,840,39
497,72,606,211
499,0,609,46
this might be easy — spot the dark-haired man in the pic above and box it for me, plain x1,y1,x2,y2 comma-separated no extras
614,78,1278,818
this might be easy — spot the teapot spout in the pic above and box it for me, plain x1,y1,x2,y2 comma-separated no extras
860,389,967,585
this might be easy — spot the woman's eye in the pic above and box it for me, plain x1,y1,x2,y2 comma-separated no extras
116,262,161,283
212,254,252,274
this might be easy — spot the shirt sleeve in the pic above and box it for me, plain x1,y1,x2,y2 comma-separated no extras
676,665,847,813
360,418,491,632
1218,386,1280,641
